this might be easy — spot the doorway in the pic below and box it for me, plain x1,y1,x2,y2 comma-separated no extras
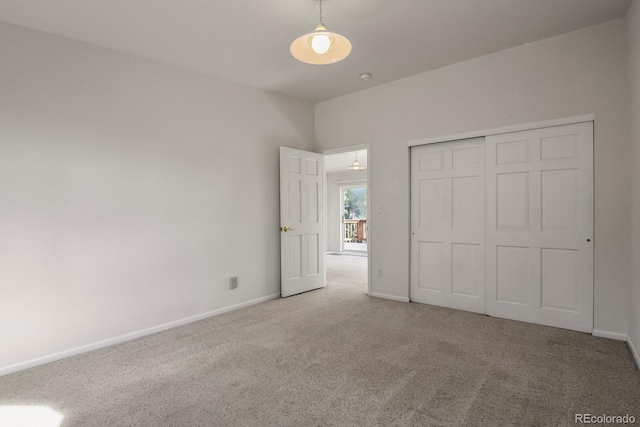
341,185,367,253
323,146,370,295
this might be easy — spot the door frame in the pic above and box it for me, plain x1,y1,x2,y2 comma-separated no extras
322,143,371,296
408,114,594,147
407,114,594,326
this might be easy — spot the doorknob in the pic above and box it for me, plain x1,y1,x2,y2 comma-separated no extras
281,226,294,232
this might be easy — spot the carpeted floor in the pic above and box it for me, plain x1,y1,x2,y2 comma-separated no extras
1,254,639,426
325,252,368,292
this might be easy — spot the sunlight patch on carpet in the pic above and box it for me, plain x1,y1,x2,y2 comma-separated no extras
0,405,63,427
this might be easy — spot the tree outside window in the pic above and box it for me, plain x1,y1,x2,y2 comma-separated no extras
344,188,367,219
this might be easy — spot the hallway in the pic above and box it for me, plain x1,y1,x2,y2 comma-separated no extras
325,253,367,292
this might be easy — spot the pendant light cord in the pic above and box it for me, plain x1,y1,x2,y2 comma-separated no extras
319,0,323,24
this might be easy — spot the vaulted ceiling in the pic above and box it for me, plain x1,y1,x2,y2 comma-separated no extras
0,0,631,102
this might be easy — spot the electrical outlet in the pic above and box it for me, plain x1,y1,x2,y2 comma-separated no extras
377,269,383,278
229,276,238,289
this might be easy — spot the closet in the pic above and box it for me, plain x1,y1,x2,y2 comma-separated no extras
410,122,593,332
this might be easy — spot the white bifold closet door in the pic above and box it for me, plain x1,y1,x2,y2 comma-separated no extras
410,138,486,314
410,122,594,333
485,122,593,332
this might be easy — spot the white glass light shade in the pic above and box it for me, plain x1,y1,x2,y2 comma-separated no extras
311,33,331,54
348,160,365,170
290,24,351,65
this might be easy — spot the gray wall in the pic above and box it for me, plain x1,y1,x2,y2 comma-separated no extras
316,19,631,335
628,1,640,359
0,22,315,371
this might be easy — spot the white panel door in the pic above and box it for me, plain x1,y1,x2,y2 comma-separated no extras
280,147,324,297
410,138,485,313
485,122,593,332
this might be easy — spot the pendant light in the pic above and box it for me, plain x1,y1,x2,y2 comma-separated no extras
348,152,365,170
290,0,352,65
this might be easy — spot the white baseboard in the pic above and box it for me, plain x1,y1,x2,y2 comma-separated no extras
0,293,280,377
592,329,628,341
628,335,640,370
370,292,410,303
591,330,640,370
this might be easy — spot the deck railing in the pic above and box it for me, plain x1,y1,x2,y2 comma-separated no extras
344,219,367,243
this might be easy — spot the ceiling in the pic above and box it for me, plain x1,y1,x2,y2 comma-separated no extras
325,150,367,174
0,0,631,103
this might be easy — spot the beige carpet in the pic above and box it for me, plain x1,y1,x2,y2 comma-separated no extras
325,252,367,291
1,254,639,426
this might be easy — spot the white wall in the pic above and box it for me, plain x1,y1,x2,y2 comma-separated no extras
628,2,640,358
326,173,341,252
316,19,631,335
0,22,315,371
325,171,367,251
